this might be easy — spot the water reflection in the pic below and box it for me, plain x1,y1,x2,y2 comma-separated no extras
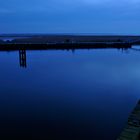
1,46,140,140
19,49,27,68
17,47,132,68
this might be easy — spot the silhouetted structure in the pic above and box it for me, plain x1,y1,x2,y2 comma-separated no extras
117,100,140,140
1,35,140,50
19,49,27,68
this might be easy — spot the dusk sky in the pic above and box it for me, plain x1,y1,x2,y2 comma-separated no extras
1,0,140,34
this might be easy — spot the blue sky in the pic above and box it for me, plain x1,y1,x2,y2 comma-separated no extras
1,0,140,34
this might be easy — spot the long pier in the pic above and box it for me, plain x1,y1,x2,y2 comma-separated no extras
0,35,140,50
0,42,132,51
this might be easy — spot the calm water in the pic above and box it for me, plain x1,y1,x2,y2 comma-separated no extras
0,47,140,140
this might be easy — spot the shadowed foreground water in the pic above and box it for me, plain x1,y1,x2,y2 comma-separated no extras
0,47,140,140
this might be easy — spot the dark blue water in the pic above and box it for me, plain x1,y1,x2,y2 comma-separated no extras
0,48,140,140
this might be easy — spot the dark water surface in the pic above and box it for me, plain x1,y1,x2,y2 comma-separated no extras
0,47,140,140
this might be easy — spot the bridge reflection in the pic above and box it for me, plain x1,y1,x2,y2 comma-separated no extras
19,49,27,68
18,46,140,68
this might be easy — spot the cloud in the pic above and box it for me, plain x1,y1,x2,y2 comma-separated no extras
52,0,140,4
80,0,140,4
0,0,140,14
